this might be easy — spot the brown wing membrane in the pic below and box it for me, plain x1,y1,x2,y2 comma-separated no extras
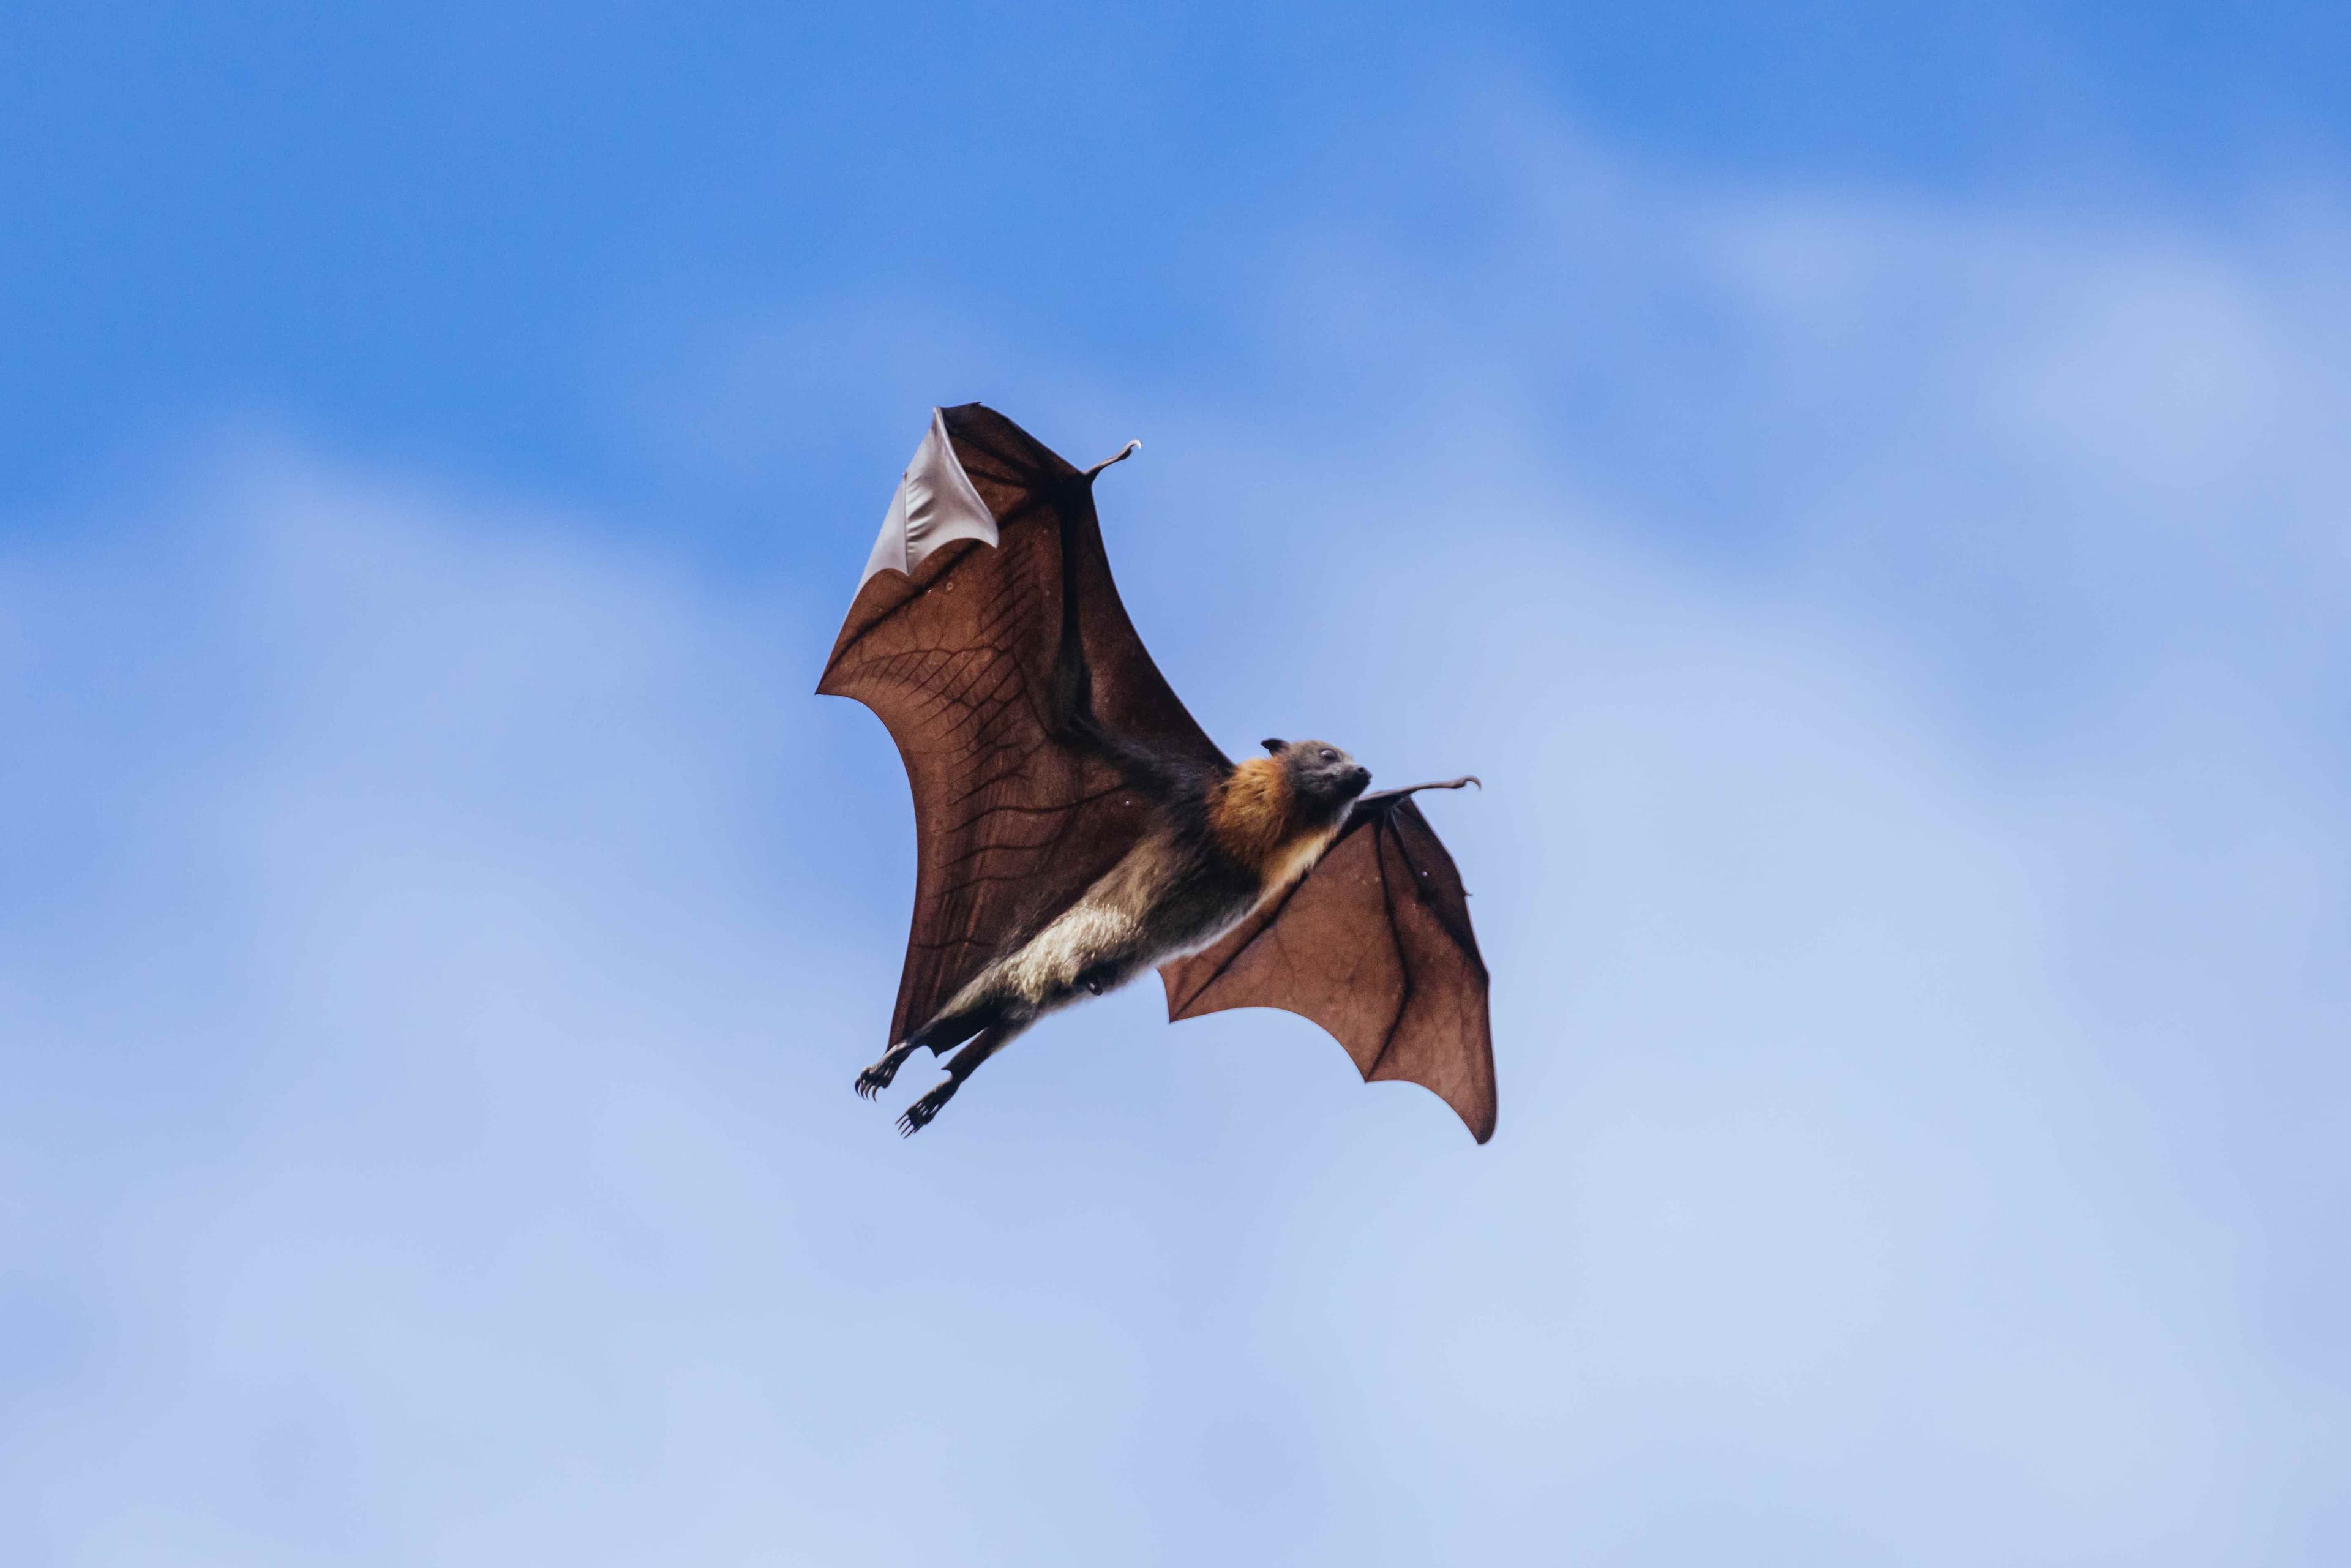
820,404,1228,1048
1160,790,1495,1142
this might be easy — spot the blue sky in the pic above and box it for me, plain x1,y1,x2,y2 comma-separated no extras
8,1,2349,532
4,4,2349,1564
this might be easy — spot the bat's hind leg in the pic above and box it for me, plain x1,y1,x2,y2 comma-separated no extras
854,1005,996,1100
896,1022,1025,1136
853,1041,921,1100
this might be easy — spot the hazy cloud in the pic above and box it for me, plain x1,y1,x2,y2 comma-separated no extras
4,110,2345,1566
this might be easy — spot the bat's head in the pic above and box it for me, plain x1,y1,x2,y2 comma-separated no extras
1262,738,1372,818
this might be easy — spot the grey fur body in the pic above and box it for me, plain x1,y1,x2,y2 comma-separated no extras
860,740,1371,1134
966,827,1260,1024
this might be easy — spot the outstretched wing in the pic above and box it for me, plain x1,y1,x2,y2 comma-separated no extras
1159,787,1495,1142
820,404,1228,1048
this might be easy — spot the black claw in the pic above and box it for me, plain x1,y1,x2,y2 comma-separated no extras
895,1083,954,1136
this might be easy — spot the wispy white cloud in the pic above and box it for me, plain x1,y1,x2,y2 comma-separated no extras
4,102,2346,1566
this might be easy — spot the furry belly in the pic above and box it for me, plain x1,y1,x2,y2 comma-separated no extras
959,820,1339,1024
989,879,1256,1015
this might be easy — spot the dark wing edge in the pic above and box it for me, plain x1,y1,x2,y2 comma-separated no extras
1159,793,1496,1143
819,404,1226,1047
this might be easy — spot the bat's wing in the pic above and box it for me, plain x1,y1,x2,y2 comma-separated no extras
1159,785,1495,1142
821,404,1229,1048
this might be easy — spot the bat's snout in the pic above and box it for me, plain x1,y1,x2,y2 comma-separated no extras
1346,763,1372,796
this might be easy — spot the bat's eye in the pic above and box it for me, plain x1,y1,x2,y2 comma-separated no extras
1319,749,1337,762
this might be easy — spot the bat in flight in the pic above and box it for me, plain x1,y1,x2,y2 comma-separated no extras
820,405,1494,1141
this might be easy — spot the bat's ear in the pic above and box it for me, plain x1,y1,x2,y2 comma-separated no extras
1260,738,1288,755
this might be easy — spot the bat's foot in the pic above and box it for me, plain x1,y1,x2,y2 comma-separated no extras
855,1044,917,1099
896,1079,959,1136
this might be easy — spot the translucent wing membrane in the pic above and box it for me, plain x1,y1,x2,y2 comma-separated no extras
819,404,1226,1047
1162,790,1495,1142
